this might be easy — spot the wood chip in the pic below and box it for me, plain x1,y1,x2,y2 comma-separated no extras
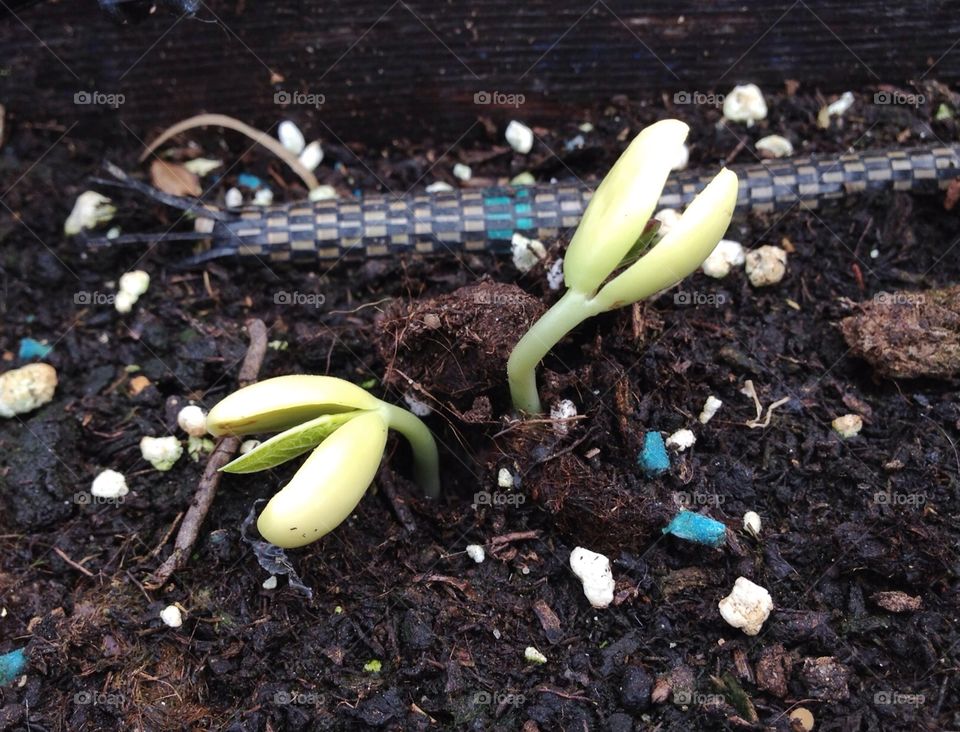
531,599,563,644
871,590,922,613
945,178,960,210
841,392,873,420
756,643,792,698
731,647,755,684
800,656,850,701
414,573,477,600
322,645,345,665
661,566,713,597
128,374,152,395
651,676,671,704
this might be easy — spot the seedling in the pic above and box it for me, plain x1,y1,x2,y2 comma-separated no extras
506,119,739,414
206,375,440,548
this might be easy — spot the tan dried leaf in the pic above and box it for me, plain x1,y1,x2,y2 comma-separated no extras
150,159,201,197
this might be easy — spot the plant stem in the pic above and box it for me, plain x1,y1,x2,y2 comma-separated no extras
380,402,441,498
506,289,599,414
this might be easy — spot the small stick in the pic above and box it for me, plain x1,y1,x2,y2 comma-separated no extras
146,319,268,589
377,466,417,533
534,687,595,704
143,510,184,562
488,530,540,547
53,546,95,577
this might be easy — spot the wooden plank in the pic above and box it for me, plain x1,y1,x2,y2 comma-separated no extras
0,1,956,143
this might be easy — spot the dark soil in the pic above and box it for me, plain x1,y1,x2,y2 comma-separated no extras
1,82,959,731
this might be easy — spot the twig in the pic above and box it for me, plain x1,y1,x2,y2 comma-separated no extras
531,427,595,467
125,569,153,604
534,687,596,704
378,466,417,533
146,319,268,589
143,511,184,562
488,530,540,547
53,546,95,577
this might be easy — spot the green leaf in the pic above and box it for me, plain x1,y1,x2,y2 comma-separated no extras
616,218,662,269
221,410,364,474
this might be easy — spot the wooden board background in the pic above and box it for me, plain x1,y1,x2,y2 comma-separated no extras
1,0,958,145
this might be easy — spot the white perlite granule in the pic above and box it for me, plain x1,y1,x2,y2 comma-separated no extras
570,547,615,609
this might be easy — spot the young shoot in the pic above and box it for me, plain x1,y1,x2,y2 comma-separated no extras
506,119,739,414
206,375,440,548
